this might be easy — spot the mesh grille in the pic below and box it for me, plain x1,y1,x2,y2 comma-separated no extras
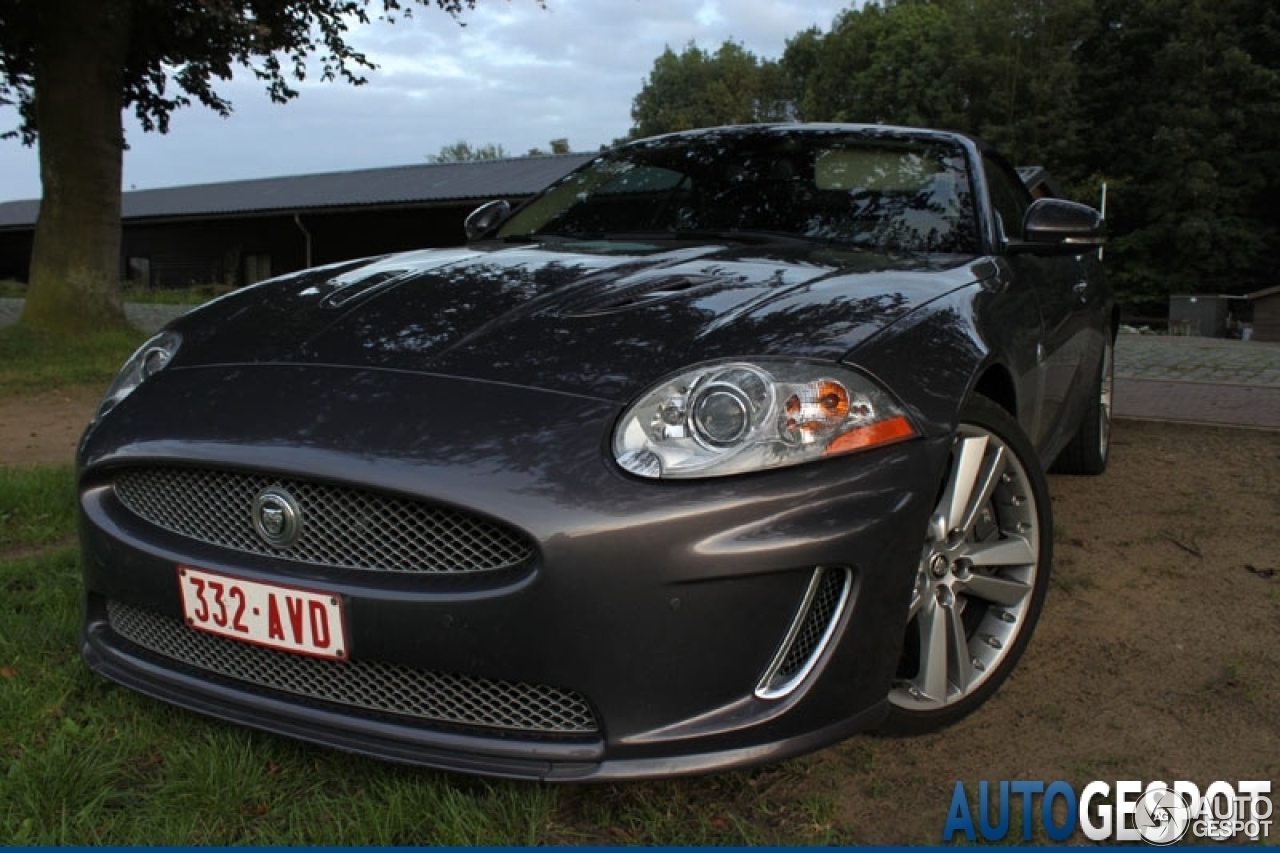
113,467,533,574
107,600,599,735
757,567,850,697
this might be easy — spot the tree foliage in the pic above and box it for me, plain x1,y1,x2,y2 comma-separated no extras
629,0,1280,310
629,41,792,139
525,137,571,157
0,0,480,334
429,138,573,161
427,140,510,163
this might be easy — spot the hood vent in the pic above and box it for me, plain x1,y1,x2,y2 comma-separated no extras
560,273,722,318
321,269,420,310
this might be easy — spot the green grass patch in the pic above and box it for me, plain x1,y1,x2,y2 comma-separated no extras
2,280,231,305
0,324,144,397
0,464,76,551
121,283,235,306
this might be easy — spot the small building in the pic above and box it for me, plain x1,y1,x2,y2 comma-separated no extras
0,153,594,288
1247,285,1280,342
1168,294,1236,338
1015,166,1063,200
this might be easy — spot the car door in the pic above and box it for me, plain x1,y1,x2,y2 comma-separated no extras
983,155,1096,454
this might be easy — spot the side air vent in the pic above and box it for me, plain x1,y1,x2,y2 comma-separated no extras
755,566,852,700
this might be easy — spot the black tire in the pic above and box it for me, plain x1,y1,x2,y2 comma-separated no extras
1051,337,1114,476
879,393,1053,735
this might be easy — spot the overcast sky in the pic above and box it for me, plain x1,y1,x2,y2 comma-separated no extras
0,0,853,202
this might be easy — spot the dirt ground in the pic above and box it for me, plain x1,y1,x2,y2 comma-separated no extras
3,386,1278,843
0,384,102,467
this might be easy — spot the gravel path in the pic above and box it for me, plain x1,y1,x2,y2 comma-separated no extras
0,297,186,334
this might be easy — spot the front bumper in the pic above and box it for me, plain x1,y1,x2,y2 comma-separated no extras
78,364,948,780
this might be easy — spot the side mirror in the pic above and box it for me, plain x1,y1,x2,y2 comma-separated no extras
464,199,512,241
1010,198,1105,255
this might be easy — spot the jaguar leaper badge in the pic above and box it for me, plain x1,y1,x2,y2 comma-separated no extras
253,488,301,548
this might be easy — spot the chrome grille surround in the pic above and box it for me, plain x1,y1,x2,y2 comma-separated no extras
106,600,599,735
113,466,534,574
755,566,852,699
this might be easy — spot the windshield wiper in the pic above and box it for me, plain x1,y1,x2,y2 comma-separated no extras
665,228,814,246
504,229,813,247
498,233,574,244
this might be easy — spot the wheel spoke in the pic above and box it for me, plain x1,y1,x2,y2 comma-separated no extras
957,444,1006,536
914,593,975,702
959,572,1032,607
967,535,1035,568
916,597,951,702
941,435,989,532
946,601,976,693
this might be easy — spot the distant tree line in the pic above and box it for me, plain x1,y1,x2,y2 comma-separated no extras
627,0,1280,312
427,138,571,163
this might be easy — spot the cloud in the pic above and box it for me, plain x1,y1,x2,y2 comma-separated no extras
0,0,853,200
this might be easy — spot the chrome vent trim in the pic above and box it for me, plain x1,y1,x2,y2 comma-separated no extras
107,600,598,735
755,566,851,700
113,466,534,574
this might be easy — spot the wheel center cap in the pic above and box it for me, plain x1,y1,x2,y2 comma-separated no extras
928,553,950,578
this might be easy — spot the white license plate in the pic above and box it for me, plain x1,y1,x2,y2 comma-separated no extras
177,566,347,661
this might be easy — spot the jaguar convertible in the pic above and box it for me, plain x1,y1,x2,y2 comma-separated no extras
78,123,1113,780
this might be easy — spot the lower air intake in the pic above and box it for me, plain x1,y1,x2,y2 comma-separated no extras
106,600,598,736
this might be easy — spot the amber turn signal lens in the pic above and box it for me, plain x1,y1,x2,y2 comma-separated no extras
816,380,850,419
824,414,915,456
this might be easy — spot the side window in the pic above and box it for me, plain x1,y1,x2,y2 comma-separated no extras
983,156,1032,243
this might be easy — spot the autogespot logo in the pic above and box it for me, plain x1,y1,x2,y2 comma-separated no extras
1133,786,1191,846
943,780,1272,844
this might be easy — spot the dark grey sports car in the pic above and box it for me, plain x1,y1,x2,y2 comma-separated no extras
79,124,1114,780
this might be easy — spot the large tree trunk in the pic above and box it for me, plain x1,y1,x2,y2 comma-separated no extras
20,0,131,335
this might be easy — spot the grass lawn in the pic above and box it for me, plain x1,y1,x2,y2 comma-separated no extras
2,280,231,307
0,325,145,398
120,283,236,306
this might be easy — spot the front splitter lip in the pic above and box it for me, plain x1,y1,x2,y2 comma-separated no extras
81,620,888,782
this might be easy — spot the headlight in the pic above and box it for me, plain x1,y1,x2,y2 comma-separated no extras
613,360,916,479
97,330,182,418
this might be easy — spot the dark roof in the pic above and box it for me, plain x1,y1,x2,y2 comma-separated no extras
0,152,596,229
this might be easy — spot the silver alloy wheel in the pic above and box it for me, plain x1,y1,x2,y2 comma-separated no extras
1098,339,1114,461
889,423,1041,711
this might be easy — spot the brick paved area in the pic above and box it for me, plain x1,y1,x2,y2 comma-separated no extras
1115,333,1280,388
1113,334,1280,429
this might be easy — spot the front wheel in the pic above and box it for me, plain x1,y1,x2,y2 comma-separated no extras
881,394,1052,735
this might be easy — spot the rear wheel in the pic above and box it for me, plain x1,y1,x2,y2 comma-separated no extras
881,394,1052,735
1052,337,1114,475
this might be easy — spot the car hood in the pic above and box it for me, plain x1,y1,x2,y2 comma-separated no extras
170,241,987,401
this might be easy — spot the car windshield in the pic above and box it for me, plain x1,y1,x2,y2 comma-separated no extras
496,129,979,254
